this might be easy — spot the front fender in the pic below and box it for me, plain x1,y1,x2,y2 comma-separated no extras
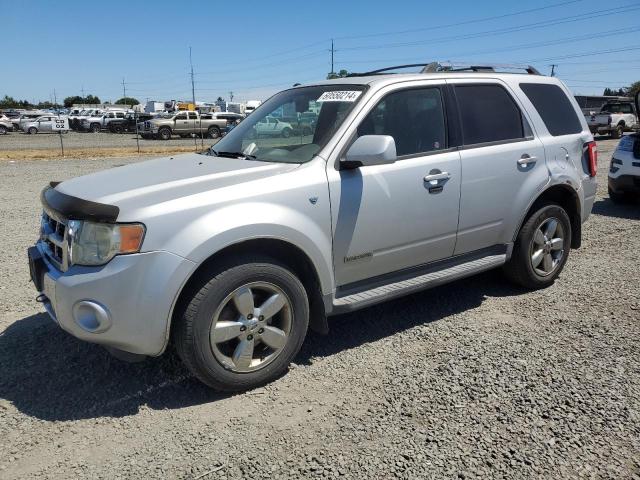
163,202,335,295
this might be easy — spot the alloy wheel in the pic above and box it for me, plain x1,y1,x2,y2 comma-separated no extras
209,282,292,373
530,217,565,277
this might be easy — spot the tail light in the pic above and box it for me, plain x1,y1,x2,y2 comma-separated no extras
586,141,597,177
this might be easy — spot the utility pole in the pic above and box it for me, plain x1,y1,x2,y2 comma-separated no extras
330,39,335,75
550,64,557,77
189,46,196,108
229,91,234,102
122,78,127,98
81,86,85,97
53,89,57,108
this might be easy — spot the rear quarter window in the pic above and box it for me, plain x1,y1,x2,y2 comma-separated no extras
520,83,583,136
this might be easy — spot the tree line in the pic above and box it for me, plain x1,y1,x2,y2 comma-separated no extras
0,94,140,110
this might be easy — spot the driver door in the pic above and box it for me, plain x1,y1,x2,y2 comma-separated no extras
328,83,462,287
174,112,188,133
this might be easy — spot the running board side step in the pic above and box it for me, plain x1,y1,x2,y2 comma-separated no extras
331,254,506,314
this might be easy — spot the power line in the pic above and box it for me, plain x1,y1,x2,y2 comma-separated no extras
335,0,585,40
189,46,196,106
337,4,640,52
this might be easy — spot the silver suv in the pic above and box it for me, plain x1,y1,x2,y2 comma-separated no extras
28,64,597,391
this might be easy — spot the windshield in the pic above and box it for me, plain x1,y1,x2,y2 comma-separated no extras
211,84,366,163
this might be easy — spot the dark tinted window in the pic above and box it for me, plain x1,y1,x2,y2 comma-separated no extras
520,83,582,136
455,84,524,145
358,87,447,156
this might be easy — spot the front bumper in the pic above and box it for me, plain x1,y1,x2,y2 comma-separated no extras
608,175,640,194
28,243,195,356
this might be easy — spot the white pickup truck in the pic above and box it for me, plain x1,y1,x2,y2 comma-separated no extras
586,101,638,138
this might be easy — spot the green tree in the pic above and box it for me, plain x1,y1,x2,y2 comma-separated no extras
326,69,350,80
114,97,139,106
63,95,84,107
84,94,101,105
626,81,640,98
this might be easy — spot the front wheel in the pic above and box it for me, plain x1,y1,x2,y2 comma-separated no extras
90,123,101,133
158,128,172,140
0,126,7,135
28,127,37,135
504,204,571,289
175,256,309,391
281,127,292,138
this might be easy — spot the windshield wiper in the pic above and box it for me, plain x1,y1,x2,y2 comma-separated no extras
211,150,256,160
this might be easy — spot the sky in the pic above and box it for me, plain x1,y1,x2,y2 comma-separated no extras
3,0,640,104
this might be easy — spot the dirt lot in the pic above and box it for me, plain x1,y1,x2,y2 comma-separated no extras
0,138,638,479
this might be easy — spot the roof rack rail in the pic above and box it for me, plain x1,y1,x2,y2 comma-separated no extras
348,62,541,77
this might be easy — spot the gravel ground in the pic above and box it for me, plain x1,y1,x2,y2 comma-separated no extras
0,138,639,479
0,131,213,151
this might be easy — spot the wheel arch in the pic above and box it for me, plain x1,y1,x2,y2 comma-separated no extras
168,237,329,347
514,184,582,249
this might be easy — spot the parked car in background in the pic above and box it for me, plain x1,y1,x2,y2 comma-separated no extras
80,110,130,132
14,111,47,131
252,115,294,138
138,111,226,140
21,115,64,134
245,100,261,115
0,114,13,134
28,64,597,391
586,100,638,138
608,91,640,203
71,109,104,130
108,113,155,133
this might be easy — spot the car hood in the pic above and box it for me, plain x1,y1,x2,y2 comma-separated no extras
54,153,300,219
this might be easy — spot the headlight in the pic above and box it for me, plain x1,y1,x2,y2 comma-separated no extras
67,220,145,266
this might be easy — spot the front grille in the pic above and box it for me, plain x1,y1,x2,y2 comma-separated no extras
41,210,68,271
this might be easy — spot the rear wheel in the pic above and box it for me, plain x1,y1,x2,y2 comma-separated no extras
175,256,309,391
28,127,37,135
281,127,292,138
611,124,623,139
0,126,7,135
208,126,221,139
90,123,101,133
112,124,124,134
504,203,571,289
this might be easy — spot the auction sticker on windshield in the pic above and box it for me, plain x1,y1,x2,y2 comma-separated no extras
317,91,362,102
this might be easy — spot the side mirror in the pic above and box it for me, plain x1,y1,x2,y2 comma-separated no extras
342,135,397,169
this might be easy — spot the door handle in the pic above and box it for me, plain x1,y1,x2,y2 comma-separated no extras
423,171,451,183
517,154,537,166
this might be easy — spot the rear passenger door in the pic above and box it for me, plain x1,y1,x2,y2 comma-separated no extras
449,80,548,255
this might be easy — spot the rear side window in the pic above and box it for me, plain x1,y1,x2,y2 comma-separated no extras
520,83,582,136
455,84,525,145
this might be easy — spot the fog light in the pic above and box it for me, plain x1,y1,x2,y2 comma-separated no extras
72,301,112,333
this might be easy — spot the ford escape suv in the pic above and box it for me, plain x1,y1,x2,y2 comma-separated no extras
28,63,597,391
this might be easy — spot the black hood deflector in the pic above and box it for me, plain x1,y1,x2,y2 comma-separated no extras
41,182,119,223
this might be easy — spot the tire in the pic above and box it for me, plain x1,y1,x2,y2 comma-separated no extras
0,126,7,135
158,127,172,140
90,123,101,133
281,127,292,138
112,124,124,134
608,186,627,204
175,256,309,391
207,126,221,139
504,203,572,289
611,124,623,139
28,127,37,135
